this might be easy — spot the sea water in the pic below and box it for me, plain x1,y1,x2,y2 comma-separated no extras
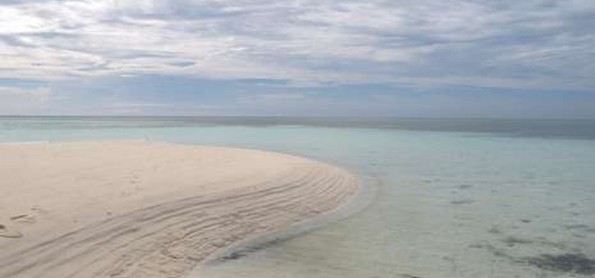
1,116,595,277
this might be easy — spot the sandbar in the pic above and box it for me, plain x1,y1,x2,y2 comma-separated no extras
0,141,357,278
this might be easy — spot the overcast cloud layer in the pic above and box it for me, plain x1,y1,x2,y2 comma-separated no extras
1,0,595,117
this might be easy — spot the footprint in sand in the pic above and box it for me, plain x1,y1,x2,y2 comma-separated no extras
31,206,49,214
10,214,36,224
0,224,23,238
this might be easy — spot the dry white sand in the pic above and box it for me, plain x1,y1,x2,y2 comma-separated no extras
0,141,358,278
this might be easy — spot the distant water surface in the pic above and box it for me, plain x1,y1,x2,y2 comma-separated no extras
1,116,595,278
1,116,595,140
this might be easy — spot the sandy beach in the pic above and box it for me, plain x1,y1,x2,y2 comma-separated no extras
0,141,358,278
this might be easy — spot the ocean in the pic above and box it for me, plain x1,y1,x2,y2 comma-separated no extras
1,116,595,277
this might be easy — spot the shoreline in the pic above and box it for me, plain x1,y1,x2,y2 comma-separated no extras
0,141,358,278
197,173,377,272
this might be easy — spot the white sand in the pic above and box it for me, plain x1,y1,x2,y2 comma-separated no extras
0,141,357,278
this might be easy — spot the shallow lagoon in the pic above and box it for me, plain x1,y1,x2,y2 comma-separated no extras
2,117,595,277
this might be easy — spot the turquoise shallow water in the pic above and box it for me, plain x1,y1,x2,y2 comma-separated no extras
2,117,595,277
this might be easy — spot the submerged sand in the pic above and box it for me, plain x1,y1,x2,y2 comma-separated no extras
0,141,357,278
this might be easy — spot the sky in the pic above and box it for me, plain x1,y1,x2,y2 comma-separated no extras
1,0,595,118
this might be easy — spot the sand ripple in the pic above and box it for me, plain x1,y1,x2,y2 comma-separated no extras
0,141,357,278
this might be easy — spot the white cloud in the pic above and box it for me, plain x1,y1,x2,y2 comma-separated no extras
0,85,54,113
237,92,311,105
0,0,594,90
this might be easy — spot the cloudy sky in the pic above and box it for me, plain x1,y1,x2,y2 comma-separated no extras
1,0,595,117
